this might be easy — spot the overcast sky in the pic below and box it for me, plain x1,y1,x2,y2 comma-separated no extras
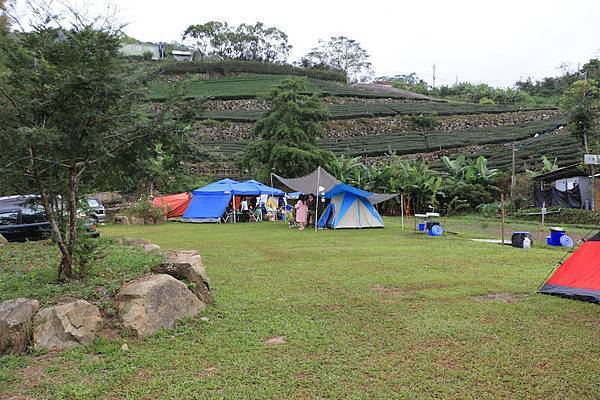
22,0,600,87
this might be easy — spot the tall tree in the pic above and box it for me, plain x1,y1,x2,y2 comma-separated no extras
183,21,291,63
239,77,332,180
300,36,373,84
0,4,196,280
560,79,600,152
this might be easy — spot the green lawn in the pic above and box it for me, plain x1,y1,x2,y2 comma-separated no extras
1,217,598,399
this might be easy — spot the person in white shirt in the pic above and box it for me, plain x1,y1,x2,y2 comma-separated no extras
240,197,249,221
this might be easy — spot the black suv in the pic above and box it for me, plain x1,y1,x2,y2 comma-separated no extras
0,196,99,243
0,196,51,242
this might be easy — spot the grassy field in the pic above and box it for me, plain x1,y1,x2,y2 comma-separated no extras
1,217,598,399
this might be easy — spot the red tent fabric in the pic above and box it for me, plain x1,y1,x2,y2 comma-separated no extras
151,193,192,218
539,234,600,304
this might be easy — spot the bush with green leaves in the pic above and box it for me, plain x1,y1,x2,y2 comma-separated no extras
128,197,165,224
403,115,440,130
160,60,346,82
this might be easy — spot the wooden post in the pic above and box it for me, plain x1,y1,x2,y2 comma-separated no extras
501,193,505,245
510,142,516,204
541,201,546,231
400,193,404,230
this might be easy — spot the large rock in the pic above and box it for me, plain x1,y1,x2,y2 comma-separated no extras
151,250,213,305
0,298,40,356
117,274,204,337
0,233,8,245
33,300,102,351
165,250,209,284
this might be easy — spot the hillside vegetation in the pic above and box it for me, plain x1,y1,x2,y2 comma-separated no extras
149,75,439,101
147,65,573,177
198,102,555,122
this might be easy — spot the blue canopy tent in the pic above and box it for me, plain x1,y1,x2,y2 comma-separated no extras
181,178,284,223
241,180,285,196
318,183,384,229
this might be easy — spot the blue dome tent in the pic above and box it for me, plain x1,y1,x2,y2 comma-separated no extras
181,178,284,223
318,183,384,229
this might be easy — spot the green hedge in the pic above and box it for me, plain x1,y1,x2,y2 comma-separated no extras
512,207,600,226
160,60,347,82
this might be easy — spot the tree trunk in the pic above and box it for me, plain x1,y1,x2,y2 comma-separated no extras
66,166,79,274
29,147,73,280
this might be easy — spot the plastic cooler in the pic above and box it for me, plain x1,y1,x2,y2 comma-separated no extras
511,232,533,248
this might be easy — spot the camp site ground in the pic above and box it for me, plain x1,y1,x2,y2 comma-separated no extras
1,215,598,399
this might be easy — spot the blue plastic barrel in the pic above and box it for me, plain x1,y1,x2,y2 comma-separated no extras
549,228,565,245
418,223,425,231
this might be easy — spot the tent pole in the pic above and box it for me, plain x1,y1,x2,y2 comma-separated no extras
233,195,236,224
315,166,321,232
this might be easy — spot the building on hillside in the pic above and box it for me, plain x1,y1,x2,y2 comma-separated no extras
532,163,600,209
120,42,194,61
171,49,193,62
120,42,161,60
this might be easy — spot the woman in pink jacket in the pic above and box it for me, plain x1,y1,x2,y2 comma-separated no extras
295,195,309,231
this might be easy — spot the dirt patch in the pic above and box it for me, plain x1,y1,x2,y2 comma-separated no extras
319,304,345,312
472,293,528,303
197,365,218,378
371,284,407,296
264,336,287,345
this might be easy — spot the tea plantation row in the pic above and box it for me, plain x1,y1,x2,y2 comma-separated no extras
197,102,553,122
196,118,567,159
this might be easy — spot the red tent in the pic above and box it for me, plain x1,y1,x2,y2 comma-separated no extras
539,231,600,303
151,193,192,219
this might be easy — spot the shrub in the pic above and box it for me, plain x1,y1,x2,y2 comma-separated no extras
477,202,501,217
128,197,165,224
479,97,495,104
512,207,600,226
160,60,347,82
404,115,439,130
441,181,498,214
142,50,154,61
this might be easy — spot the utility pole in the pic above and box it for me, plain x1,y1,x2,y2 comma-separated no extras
455,74,458,85
510,142,516,204
432,64,436,88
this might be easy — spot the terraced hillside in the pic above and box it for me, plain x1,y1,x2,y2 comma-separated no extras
150,67,575,176
196,102,550,122
149,75,438,101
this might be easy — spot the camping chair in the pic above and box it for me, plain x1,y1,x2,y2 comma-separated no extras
222,210,235,223
249,208,262,222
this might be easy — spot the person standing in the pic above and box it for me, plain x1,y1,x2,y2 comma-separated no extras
295,195,308,230
306,193,315,226
240,197,249,222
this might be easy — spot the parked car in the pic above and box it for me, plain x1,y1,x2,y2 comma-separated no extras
0,195,99,243
84,197,106,223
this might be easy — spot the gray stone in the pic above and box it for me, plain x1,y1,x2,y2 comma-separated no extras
113,215,130,225
117,274,204,337
144,244,161,253
0,233,8,245
151,250,213,305
33,300,102,351
0,298,40,356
